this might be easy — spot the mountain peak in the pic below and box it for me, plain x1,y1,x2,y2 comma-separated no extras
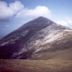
0,16,69,59
32,16,49,22
36,16,48,20
17,16,52,32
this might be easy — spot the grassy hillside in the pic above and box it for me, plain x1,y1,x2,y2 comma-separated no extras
0,59,72,72
1,47,72,72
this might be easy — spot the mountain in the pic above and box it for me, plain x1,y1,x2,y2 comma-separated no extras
0,16,72,59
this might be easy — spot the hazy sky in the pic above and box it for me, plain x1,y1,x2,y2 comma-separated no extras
0,0,72,38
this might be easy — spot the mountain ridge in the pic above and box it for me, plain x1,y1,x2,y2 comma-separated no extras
0,16,72,59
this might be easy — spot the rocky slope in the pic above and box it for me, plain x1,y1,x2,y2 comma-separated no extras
0,16,72,59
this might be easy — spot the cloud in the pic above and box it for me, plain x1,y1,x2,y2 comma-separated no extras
56,20,67,25
18,6,51,17
0,1,24,20
56,18,72,27
16,5,51,18
9,1,24,14
65,18,72,24
0,0,51,21
0,0,72,29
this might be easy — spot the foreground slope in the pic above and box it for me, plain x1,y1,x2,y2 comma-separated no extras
0,16,72,59
0,59,72,72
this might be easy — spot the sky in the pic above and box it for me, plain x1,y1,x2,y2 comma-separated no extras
0,0,72,38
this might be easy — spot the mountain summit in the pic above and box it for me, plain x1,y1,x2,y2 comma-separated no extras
0,16,72,59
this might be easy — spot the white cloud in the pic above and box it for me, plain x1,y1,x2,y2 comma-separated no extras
56,18,72,28
9,1,24,14
0,1,13,20
0,0,51,20
0,1,24,20
56,20,67,25
65,18,72,24
26,6,51,17
0,0,72,29
16,5,51,18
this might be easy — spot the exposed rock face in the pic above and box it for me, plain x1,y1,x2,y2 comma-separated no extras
0,16,72,59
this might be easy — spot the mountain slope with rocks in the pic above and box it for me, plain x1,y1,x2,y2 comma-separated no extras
0,16,72,59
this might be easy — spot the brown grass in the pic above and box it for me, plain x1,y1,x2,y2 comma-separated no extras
0,59,72,72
